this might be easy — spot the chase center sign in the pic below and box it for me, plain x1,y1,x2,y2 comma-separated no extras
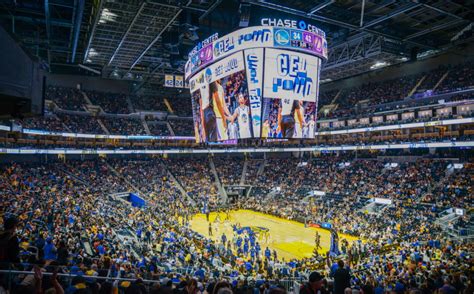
260,18,326,36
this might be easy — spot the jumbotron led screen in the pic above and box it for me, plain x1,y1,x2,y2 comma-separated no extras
186,25,326,142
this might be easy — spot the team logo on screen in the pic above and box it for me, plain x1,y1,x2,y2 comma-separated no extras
241,113,249,123
205,68,213,83
274,30,290,46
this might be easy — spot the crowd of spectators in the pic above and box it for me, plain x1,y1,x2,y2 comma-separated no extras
437,61,474,93
0,155,472,294
170,98,193,117
148,122,171,136
46,86,85,111
319,60,474,119
416,67,448,92
86,90,130,114
214,158,243,186
132,96,168,112
20,115,65,132
57,113,105,134
169,120,194,136
102,117,146,135
164,158,220,209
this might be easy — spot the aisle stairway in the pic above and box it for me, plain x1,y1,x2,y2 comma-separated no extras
240,160,249,185
408,75,426,97
432,71,450,91
97,118,110,134
209,156,228,204
103,160,142,196
166,122,175,136
159,160,196,205
126,96,135,113
142,117,151,135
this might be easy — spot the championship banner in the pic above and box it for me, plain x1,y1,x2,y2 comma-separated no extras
244,48,264,137
164,75,174,87
174,75,184,88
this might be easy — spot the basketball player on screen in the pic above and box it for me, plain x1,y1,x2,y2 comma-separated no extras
199,85,217,142
306,114,316,138
227,93,252,139
277,98,304,138
210,80,230,141
262,120,270,138
294,100,305,137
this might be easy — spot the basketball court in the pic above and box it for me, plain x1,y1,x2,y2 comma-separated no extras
190,209,360,260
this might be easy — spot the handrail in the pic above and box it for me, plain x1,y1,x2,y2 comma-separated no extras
0,141,473,154
0,269,161,283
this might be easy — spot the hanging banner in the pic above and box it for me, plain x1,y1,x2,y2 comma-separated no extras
174,75,184,88
164,75,174,87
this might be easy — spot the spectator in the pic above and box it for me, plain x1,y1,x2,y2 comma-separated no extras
0,216,19,264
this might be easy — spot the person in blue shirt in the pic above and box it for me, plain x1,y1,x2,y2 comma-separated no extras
97,243,106,255
245,261,252,272
221,233,227,244
243,242,249,256
68,214,75,225
250,248,256,261
256,243,261,256
236,236,242,248
43,237,57,261
265,247,271,260
250,235,256,247
195,267,205,280
136,228,142,239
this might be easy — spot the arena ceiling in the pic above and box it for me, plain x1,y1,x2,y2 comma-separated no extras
0,0,473,93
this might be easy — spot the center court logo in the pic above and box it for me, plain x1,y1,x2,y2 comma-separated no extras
274,30,290,46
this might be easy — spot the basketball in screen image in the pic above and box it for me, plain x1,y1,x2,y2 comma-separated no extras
261,98,316,139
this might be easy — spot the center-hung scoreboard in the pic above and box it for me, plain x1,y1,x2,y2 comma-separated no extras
185,20,327,142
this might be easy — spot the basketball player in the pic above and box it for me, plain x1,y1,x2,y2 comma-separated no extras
306,114,316,138
315,231,321,251
227,93,252,139
210,80,230,141
199,85,217,142
261,119,270,139
277,98,304,138
294,100,305,137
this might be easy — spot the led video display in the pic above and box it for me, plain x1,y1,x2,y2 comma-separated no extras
190,52,255,143
261,48,320,139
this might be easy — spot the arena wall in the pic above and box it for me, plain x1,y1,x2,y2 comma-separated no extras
46,73,132,94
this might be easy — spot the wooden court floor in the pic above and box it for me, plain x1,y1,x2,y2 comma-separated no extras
190,209,360,260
